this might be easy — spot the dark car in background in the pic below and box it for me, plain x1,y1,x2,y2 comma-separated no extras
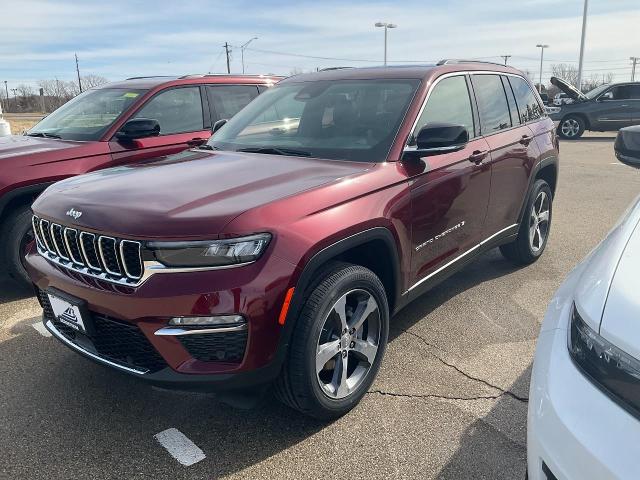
0,74,280,287
26,61,558,419
548,77,640,139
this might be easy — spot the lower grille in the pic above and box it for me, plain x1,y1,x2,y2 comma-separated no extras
179,331,248,363
38,290,167,373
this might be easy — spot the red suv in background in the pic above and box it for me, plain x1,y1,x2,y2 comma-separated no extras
26,61,558,419
0,74,280,287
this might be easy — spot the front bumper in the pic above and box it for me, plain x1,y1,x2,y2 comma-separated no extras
528,303,640,479
27,249,299,390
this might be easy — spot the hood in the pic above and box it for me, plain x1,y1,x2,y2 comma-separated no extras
574,195,640,334
0,134,87,160
573,195,640,360
550,77,587,101
32,149,370,238
599,212,640,359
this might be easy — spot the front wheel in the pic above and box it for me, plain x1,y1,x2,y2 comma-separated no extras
0,204,35,289
500,179,552,265
558,115,585,139
275,262,389,420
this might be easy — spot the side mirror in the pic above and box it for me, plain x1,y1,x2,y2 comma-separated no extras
599,91,614,101
212,118,228,133
403,123,469,160
116,118,160,141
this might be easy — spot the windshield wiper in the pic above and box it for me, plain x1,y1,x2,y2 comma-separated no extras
26,132,62,139
237,146,312,157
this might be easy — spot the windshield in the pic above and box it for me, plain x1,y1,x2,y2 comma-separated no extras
28,88,145,141
585,84,610,99
208,79,420,162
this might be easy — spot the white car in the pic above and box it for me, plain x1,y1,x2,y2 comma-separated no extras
528,186,640,479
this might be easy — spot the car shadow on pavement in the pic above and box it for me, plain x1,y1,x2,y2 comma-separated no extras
0,276,33,302
435,366,531,479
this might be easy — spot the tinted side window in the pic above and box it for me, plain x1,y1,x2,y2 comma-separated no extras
411,75,474,144
508,76,543,123
134,87,203,135
471,74,512,133
501,76,520,125
207,85,259,121
611,85,640,100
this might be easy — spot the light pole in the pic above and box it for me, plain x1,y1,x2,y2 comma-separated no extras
536,44,549,93
240,37,258,74
576,0,589,91
375,22,397,66
631,57,639,82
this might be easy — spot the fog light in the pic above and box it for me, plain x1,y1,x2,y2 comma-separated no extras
169,315,245,327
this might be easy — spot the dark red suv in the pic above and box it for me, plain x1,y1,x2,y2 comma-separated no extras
26,61,558,419
0,74,280,287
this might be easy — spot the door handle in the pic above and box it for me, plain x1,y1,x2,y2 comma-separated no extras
519,135,533,146
187,137,206,146
468,150,488,164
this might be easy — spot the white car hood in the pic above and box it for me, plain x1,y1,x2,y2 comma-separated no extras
600,212,640,358
574,195,640,337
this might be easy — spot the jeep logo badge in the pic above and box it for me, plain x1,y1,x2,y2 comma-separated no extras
66,208,83,220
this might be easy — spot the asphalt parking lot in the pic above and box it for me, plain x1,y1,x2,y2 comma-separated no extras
1,132,638,479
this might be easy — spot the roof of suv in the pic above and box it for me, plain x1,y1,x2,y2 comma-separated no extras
97,74,283,90
280,61,525,84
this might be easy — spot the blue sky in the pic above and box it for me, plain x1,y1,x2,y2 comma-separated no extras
1,0,639,90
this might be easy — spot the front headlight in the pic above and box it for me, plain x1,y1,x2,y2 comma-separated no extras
545,106,561,114
569,304,640,417
148,233,271,268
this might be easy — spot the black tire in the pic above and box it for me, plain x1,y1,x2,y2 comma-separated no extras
0,204,35,289
557,115,585,139
274,262,389,420
500,179,552,265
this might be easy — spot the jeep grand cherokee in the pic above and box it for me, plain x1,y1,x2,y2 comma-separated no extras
26,61,559,419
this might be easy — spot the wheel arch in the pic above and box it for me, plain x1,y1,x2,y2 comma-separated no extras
0,183,53,223
561,111,590,130
517,156,558,225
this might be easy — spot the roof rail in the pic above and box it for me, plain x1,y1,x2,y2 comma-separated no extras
125,75,176,80
318,67,354,71
178,73,276,79
437,59,505,67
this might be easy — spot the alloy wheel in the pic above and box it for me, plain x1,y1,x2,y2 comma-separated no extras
561,118,580,138
529,191,550,253
315,289,381,399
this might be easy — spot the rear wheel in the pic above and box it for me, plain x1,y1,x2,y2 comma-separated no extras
500,179,552,265
558,115,585,139
275,262,389,420
0,204,34,289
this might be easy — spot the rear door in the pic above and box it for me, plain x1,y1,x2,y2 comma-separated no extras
408,74,492,290
627,85,640,123
205,85,260,124
470,73,541,236
594,85,636,129
109,86,212,164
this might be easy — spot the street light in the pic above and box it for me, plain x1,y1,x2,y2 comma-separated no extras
536,44,549,93
576,0,589,91
375,22,397,66
240,37,258,74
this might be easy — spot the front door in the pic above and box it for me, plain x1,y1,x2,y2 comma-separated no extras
594,85,637,130
407,75,491,291
109,86,212,165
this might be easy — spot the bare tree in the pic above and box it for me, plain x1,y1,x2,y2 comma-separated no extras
550,63,579,87
81,74,108,89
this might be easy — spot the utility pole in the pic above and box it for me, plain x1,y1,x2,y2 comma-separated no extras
576,0,589,91
11,88,18,112
3,81,7,112
631,57,639,82
224,43,231,74
75,53,82,93
536,44,549,93
500,55,511,66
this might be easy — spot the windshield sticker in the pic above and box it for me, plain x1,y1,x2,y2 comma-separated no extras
123,92,139,98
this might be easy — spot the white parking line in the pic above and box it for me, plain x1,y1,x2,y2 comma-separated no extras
154,428,205,466
32,322,51,337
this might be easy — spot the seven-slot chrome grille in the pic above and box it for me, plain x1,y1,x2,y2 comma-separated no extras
32,215,144,285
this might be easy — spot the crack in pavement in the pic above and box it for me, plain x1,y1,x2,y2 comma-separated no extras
390,327,529,403
367,389,510,402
